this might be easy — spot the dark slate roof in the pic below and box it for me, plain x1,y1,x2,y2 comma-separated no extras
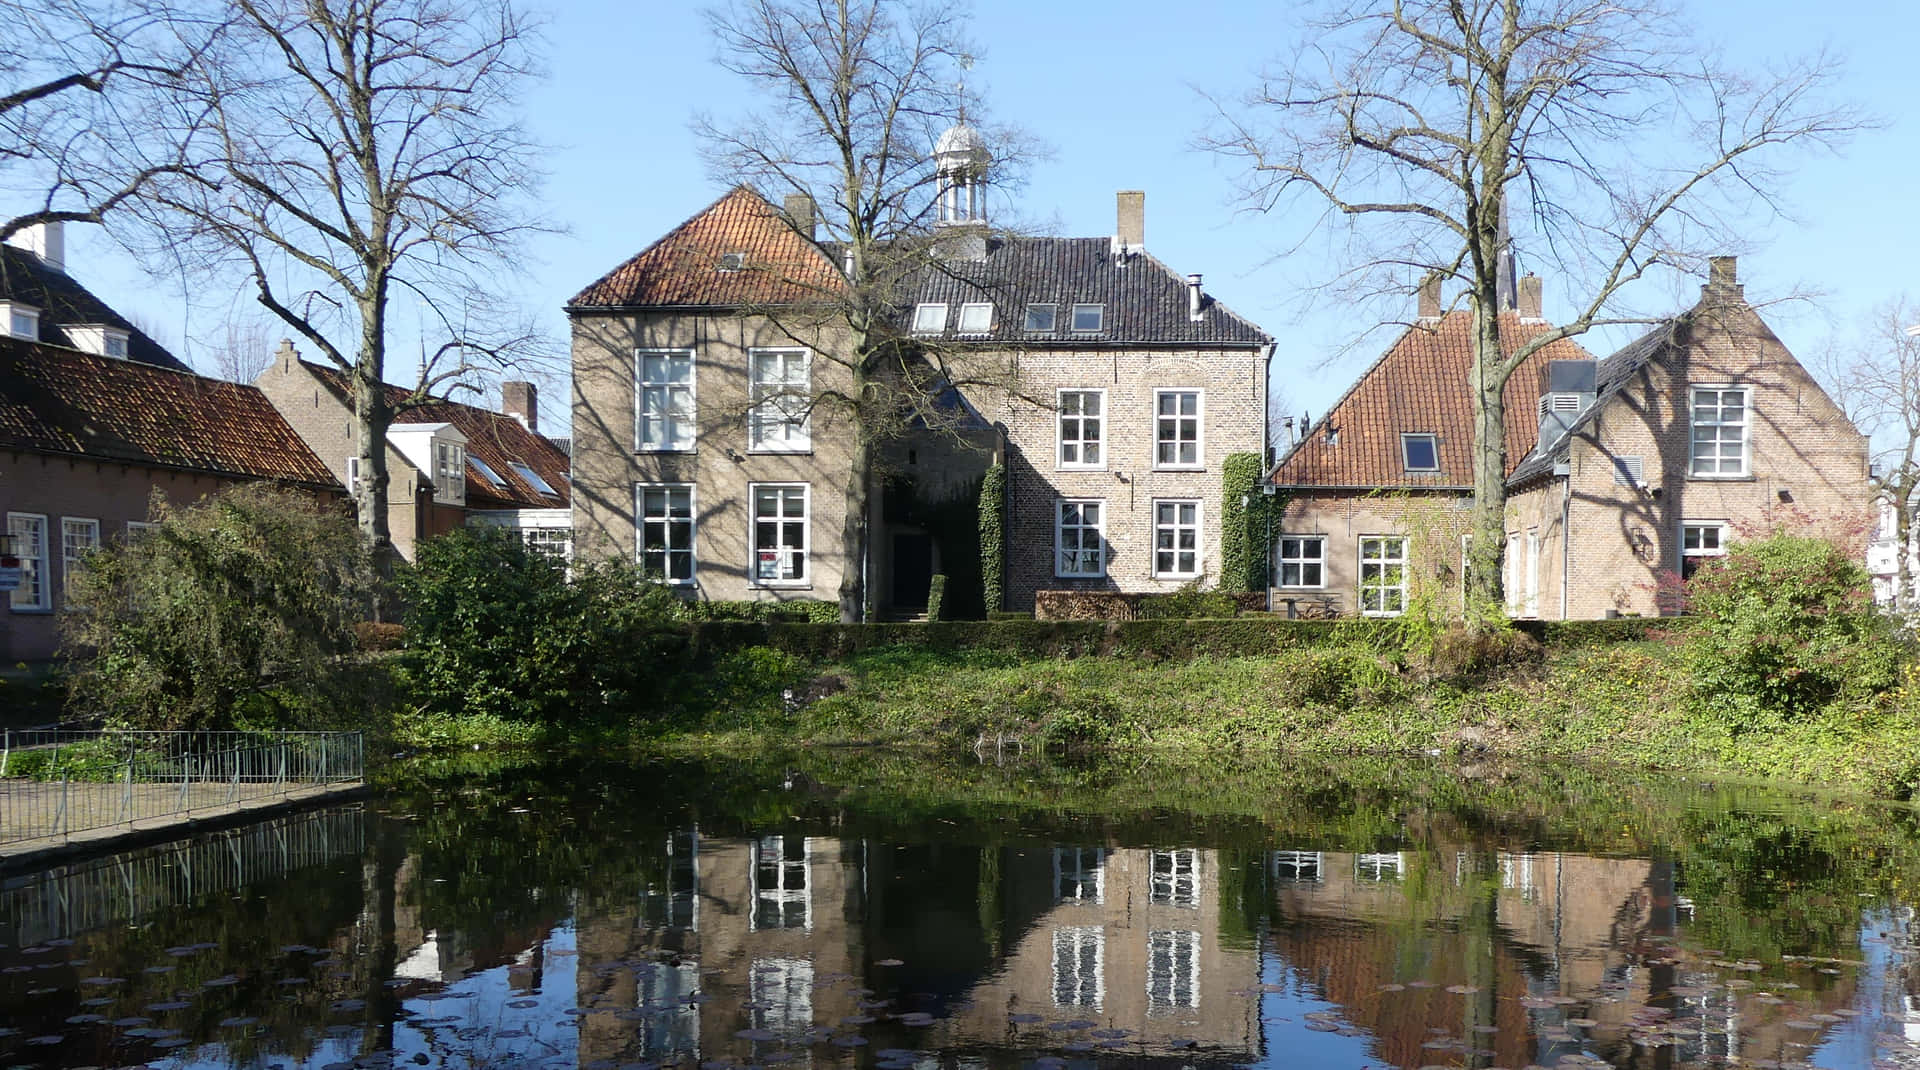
1270,310,1599,489
0,243,191,372
304,361,571,510
905,238,1269,347
1507,321,1671,485
0,339,338,485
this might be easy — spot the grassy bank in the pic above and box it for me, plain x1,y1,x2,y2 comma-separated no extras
648,636,1920,800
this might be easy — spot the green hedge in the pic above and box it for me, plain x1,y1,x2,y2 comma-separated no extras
1220,452,1264,592
978,464,1007,614
1517,616,1688,646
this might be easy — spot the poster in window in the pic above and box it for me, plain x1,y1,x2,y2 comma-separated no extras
758,549,779,580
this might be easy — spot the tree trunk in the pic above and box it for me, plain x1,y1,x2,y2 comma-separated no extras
839,416,873,623
353,286,396,581
1897,492,1914,616
1465,298,1510,622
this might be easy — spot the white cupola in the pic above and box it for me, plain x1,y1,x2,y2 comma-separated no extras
934,121,989,227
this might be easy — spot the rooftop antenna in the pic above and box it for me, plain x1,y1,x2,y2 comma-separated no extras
956,53,973,124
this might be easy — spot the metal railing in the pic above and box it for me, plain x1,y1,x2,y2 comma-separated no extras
0,729,363,848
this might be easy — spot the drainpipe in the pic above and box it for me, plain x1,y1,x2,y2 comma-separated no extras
1560,473,1573,620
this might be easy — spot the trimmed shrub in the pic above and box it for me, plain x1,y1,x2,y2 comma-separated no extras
926,574,947,621
677,599,837,624
978,464,1006,614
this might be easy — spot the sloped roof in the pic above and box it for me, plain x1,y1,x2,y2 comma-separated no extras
0,340,337,485
1505,318,1683,485
1270,310,1600,489
304,361,569,510
907,239,1269,347
568,186,845,309
0,244,191,372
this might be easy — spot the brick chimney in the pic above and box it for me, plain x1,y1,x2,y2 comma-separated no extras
502,380,537,432
1115,190,1145,253
783,193,816,240
1417,273,1442,321
1705,256,1741,301
1517,274,1544,321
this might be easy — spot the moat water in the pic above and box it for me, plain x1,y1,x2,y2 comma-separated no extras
4,750,1920,1070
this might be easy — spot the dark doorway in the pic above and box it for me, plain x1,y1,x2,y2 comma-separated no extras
891,532,933,610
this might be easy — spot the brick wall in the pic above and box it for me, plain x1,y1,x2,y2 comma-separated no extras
1270,490,1472,616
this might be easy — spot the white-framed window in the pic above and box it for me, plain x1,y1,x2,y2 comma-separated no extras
636,349,696,452
1402,432,1439,472
519,526,572,561
433,440,465,504
748,348,811,452
2,301,39,340
718,251,746,272
1052,927,1105,1009
750,958,814,1034
60,518,99,604
751,483,809,586
1689,385,1750,478
1055,499,1107,579
1025,303,1057,332
1358,535,1408,617
1681,520,1729,580
7,513,50,611
1524,531,1541,617
1500,852,1538,901
750,835,811,931
1271,850,1324,883
1277,535,1325,588
1070,303,1104,332
956,302,993,333
1152,500,1201,579
1356,852,1406,882
1057,389,1104,469
1146,929,1200,1012
1053,846,1108,904
1150,849,1199,907
637,484,696,584
912,303,948,333
124,521,159,540
103,331,128,358
1154,390,1203,469
1504,531,1522,614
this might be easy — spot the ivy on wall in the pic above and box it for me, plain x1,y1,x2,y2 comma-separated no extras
978,464,1007,614
1220,452,1265,592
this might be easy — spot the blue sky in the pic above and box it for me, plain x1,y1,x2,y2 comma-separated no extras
69,0,1920,431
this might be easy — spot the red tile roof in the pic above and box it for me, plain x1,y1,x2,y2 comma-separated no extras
304,362,569,510
1271,310,1600,488
567,186,845,309
0,340,338,485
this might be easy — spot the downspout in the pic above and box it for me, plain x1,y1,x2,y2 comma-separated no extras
1560,469,1573,620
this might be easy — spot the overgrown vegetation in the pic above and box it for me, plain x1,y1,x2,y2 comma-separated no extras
61,484,375,732
1219,451,1265,592
978,464,1006,613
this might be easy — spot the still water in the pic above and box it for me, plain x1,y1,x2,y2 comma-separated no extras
4,751,1920,1070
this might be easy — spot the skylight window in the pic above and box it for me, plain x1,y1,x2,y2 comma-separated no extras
956,302,992,333
718,251,746,271
1070,304,1104,332
912,303,948,333
469,455,508,489
510,460,559,497
1402,433,1439,472
1024,304,1056,331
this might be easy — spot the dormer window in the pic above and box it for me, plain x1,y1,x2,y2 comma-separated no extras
718,251,746,271
1402,433,1439,472
2,301,39,341
434,440,465,504
65,324,131,359
1070,304,1104,332
1024,304,1057,331
912,303,948,333
956,302,992,333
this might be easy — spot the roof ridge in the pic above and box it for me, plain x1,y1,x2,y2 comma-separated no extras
1269,314,1441,474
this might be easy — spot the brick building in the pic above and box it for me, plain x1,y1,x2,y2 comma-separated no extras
568,135,1270,615
0,227,340,661
1268,258,1870,619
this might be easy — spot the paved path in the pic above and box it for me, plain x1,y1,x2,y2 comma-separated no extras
0,779,362,863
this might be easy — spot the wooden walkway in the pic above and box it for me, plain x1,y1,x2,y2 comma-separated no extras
0,779,364,866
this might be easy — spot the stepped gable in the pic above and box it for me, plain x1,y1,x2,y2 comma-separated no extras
0,341,336,485
1271,310,1599,489
567,186,844,309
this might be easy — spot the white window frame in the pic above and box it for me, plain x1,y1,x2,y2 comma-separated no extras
1055,499,1108,579
1358,535,1409,617
1271,850,1324,883
1146,929,1200,1012
7,513,50,612
955,302,993,333
749,835,812,932
1070,303,1104,332
1524,531,1541,617
1681,519,1730,579
912,303,948,333
636,483,697,585
1401,432,1440,472
1152,499,1202,579
124,521,159,540
1056,389,1105,470
1024,303,1057,332
1356,852,1406,882
60,517,99,605
750,483,810,587
1153,389,1204,470
1150,848,1200,908
748,347,812,452
1051,926,1105,1010
2,301,39,341
636,348,696,453
1053,846,1108,904
750,957,814,1034
1277,534,1325,589
433,440,465,505
345,456,362,494
1689,384,1750,478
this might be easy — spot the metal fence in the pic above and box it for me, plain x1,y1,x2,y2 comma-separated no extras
0,729,363,848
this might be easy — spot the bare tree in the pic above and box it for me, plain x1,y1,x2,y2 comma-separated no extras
1207,0,1862,622
138,0,549,564
1819,298,1920,614
699,0,1037,622
198,314,275,383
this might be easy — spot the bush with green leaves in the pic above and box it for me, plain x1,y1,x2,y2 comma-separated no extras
396,527,685,722
61,484,374,731
1685,533,1903,724
1219,452,1264,591
978,464,1006,613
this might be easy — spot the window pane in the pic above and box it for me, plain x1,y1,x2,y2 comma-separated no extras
957,303,992,331
1025,304,1056,331
1071,304,1103,331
